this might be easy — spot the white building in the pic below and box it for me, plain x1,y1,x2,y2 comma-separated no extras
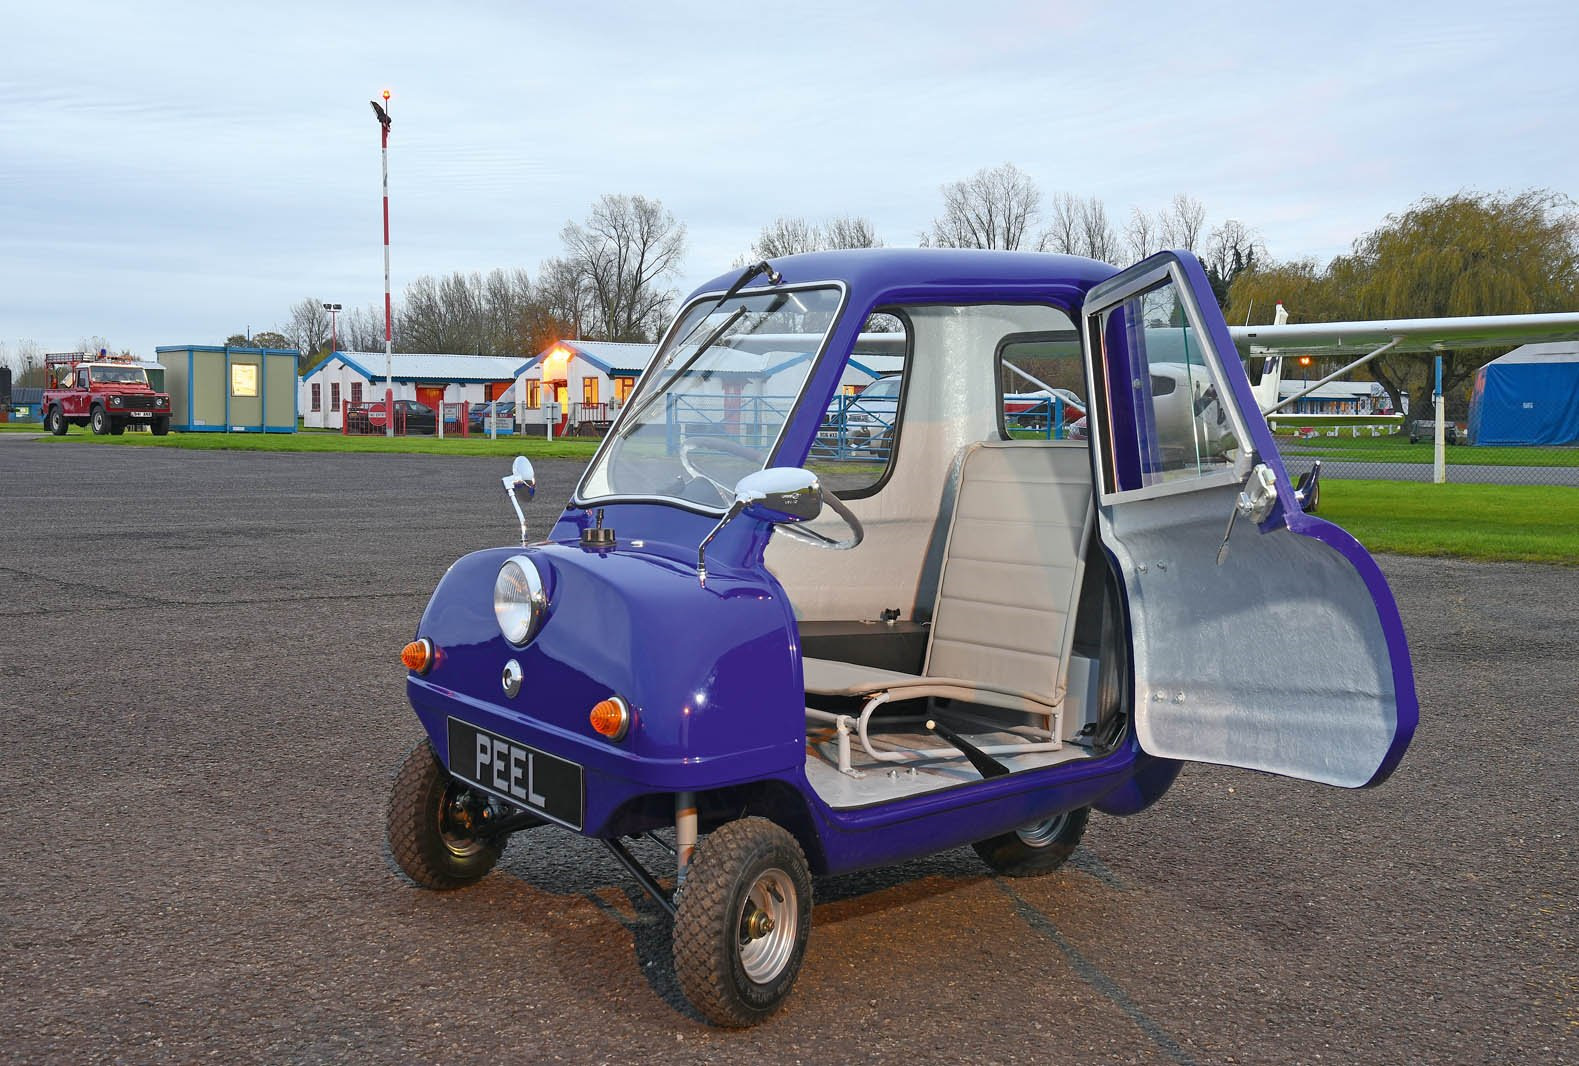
512,340,655,434
298,352,521,429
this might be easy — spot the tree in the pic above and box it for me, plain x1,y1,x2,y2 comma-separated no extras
741,215,884,264
559,194,687,342
1339,190,1579,417
1039,193,1118,261
1203,220,1264,309
925,163,1041,250
225,331,290,349
532,257,595,341
1161,194,1208,253
340,305,387,352
1124,206,1160,262
285,299,333,369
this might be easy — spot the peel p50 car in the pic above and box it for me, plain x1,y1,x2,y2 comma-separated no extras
386,249,1417,1027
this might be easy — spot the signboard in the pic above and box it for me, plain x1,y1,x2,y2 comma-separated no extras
366,405,388,426
230,363,259,397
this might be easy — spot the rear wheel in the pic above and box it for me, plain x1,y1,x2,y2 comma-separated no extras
386,740,505,889
45,407,67,435
673,817,812,1027
972,806,1089,877
90,406,111,435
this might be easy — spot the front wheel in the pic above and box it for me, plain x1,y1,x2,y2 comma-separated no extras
973,806,1090,877
673,817,812,1027
45,407,67,435
90,406,111,435
151,417,170,436
386,740,505,889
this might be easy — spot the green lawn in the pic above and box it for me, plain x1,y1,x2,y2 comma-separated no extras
1280,432,1579,467
33,427,602,459
1320,480,1579,565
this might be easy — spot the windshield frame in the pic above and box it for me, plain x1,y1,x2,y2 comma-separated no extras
571,279,849,517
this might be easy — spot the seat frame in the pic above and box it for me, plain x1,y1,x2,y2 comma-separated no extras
803,440,1094,776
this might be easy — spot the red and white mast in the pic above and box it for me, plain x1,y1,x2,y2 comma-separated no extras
371,89,394,436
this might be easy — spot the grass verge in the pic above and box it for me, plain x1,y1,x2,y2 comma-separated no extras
1280,434,1579,467
1320,480,1579,565
34,428,602,460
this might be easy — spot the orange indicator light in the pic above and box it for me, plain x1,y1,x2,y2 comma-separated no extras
590,697,630,741
402,638,434,674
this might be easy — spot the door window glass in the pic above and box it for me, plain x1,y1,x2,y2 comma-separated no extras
1093,276,1241,493
810,311,909,498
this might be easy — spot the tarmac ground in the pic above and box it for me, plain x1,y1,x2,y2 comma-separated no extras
1,440,1573,1064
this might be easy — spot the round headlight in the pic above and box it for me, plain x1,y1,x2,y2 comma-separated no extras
494,555,546,646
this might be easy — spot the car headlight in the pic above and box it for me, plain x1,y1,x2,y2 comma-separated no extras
110,396,123,407
494,554,547,646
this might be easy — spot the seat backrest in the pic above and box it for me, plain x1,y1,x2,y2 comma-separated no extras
922,441,1094,703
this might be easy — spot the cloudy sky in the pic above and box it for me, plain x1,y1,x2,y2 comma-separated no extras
2,0,1575,356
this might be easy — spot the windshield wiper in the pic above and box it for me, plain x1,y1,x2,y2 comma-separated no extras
617,305,747,436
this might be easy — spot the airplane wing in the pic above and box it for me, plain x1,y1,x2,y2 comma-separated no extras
1227,312,1579,356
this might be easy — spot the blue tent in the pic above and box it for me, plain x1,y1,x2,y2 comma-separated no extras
1468,343,1579,446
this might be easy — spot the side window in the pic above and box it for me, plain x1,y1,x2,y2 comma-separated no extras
350,382,363,405
582,377,598,404
1092,275,1241,494
996,329,1084,441
77,369,89,388
311,383,321,412
330,383,341,412
811,311,908,498
526,380,541,407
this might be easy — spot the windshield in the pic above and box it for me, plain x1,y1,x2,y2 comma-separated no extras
579,285,843,511
90,366,148,386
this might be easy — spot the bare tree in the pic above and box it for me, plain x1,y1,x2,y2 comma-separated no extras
560,194,687,342
747,217,822,260
1161,194,1207,252
1124,207,1160,261
925,163,1041,250
341,304,387,352
742,215,884,264
1076,197,1119,262
534,257,595,340
285,298,332,364
1204,219,1265,307
822,215,883,250
1039,193,1085,255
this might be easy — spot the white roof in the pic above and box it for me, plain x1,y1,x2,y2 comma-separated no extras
1495,342,1579,365
325,352,522,381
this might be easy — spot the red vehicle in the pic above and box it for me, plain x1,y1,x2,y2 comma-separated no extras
42,353,171,436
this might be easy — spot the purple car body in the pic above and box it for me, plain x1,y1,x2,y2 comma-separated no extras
394,247,1418,1025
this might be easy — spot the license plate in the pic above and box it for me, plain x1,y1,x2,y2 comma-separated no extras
446,718,583,830
132,412,151,418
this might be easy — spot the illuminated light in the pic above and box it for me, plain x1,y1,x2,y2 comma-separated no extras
1297,355,1314,367
401,638,434,674
382,89,391,100
589,697,631,741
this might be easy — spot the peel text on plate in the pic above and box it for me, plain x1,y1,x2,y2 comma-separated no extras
475,734,546,806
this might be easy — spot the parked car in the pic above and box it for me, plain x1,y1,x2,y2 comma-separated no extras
391,399,436,434
384,249,1416,1027
1408,418,1459,444
468,400,517,434
816,374,901,457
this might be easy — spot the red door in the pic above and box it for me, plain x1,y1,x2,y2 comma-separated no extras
416,386,444,412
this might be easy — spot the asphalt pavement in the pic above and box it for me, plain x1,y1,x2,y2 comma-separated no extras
0,440,1573,1065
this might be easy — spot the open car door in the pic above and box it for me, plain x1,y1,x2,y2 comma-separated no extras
1082,252,1417,788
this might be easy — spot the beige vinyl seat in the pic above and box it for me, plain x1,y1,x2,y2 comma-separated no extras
802,440,1094,771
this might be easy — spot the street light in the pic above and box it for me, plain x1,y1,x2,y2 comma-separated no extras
371,89,394,436
321,302,342,356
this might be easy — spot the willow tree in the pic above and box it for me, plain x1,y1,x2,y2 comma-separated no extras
1227,191,1579,416
1339,191,1579,416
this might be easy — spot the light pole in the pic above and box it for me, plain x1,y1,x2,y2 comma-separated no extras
321,302,342,356
371,89,394,436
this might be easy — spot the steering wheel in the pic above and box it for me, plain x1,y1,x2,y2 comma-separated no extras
679,435,864,551
680,435,763,499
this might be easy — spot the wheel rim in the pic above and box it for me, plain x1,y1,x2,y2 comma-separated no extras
1015,811,1069,849
736,867,797,984
436,783,488,858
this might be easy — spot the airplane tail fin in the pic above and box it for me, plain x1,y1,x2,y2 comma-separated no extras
1250,302,1288,413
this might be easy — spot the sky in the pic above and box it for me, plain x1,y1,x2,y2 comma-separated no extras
2,0,1576,358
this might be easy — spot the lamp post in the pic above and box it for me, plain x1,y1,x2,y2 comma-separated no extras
321,302,342,356
371,89,394,436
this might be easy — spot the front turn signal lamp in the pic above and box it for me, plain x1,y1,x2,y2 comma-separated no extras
402,638,435,675
589,697,631,741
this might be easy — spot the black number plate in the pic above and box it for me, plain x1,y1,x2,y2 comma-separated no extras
446,718,584,830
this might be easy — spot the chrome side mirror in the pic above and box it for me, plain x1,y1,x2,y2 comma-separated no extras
736,467,823,525
503,456,537,547
697,467,823,587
